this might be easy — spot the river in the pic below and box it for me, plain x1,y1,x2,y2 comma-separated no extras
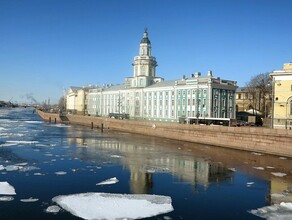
0,107,292,219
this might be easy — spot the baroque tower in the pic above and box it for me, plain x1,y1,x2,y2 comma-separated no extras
133,29,157,78
125,29,163,88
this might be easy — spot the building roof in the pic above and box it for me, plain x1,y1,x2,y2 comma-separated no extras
140,30,151,44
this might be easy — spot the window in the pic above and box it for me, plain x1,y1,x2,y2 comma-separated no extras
290,100,292,115
188,99,190,105
238,94,242,99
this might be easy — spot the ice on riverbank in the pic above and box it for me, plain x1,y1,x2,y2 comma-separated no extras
249,202,292,219
0,182,16,195
96,177,119,186
52,192,174,220
271,172,287,177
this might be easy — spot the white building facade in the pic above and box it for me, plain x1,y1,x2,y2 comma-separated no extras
84,30,237,122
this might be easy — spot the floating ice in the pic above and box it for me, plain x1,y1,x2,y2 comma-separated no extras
249,202,292,219
96,177,119,186
6,140,38,145
25,121,43,124
0,165,4,171
20,197,39,202
279,157,287,160
247,182,254,185
55,171,67,175
15,162,28,166
0,182,16,195
228,168,236,172
5,165,22,171
280,202,292,210
52,193,174,220
110,155,121,158
20,166,40,172
0,196,14,202
271,172,287,177
252,152,263,156
34,172,45,176
253,167,265,170
46,205,61,213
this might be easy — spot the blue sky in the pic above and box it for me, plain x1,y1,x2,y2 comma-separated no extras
0,0,291,104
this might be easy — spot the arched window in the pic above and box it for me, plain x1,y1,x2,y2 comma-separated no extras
290,100,292,115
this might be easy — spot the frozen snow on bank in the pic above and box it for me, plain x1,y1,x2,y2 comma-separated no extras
52,193,174,220
249,202,292,219
0,182,16,195
271,172,287,177
96,177,119,185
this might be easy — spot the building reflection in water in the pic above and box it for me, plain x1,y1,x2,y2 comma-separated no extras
67,134,232,194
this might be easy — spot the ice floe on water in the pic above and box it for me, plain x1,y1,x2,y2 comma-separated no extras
279,157,287,160
96,177,119,186
0,196,14,202
52,193,174,220
228,168,236,172
46,205,61,213
20,197,39,202
251,152,264,156
55,171,67,175
249,202,292,219
110,155,121,158
0,182,16,195
253,167,265,170
6,140,39,145
34,172,45,176
271,172,287,177
24,120,43,124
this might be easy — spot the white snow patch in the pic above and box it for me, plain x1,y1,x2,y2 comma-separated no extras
0,182,16,195
279,157,287,160
271,193,285,198
25,121,43,124
271,172,287,177
253,167,265,170
252,152,264,156
266,166,275,169
20,166,40,172
6,140,38,144
52,193,173,220
250,202,292,219
55,171,67,175
228,168,236,172
0,196,14,202
46,205,61,213
280,202,292,210
110,155,121,158
34,172,45,176
20,197,39,202
5,165,22,171
96,177,119,186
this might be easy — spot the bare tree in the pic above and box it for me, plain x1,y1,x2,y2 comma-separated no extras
245,72,272,117
58,96,66,112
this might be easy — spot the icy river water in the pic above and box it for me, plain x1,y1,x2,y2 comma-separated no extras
1,108,292,220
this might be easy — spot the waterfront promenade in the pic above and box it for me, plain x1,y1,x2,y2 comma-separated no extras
37,110,292,158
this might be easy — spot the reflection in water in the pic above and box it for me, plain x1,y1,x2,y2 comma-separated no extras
67,130,233,194
67,127,292,206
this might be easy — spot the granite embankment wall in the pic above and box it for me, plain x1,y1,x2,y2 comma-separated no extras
37,110,292,158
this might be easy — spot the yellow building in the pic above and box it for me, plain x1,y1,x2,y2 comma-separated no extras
270,63,292,129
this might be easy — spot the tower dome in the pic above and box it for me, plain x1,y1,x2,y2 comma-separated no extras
140,29,151,44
